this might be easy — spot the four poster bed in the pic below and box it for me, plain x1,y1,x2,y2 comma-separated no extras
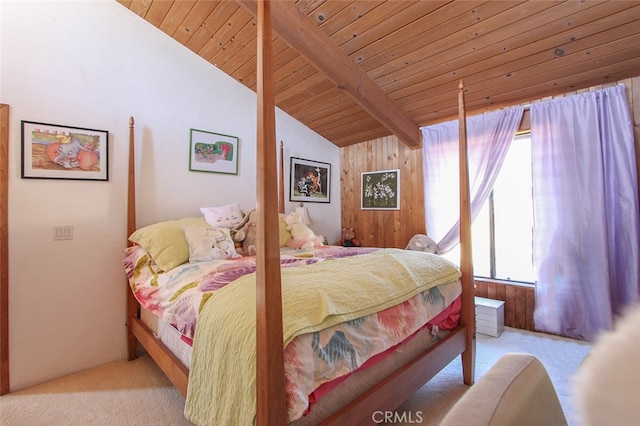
124,3,475,425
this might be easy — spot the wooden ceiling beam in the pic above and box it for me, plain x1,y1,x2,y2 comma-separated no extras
237,0,421,148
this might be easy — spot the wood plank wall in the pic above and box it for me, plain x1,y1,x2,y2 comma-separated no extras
340,77,640,331
475,280,535,331
339,135,425,248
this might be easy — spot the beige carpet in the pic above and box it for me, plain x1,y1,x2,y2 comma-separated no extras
393,327,592,426
0,328,591,425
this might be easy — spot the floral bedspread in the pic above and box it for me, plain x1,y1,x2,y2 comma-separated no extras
124,245,379,340
124,245,462,422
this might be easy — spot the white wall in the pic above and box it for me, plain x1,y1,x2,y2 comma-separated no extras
0,0,340,391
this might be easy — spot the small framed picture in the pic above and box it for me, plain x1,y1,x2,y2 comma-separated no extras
361,169,400,210
290,157,331,203
189,128,239,175
21,120,108,181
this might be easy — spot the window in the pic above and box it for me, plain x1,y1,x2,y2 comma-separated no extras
472,133,534,283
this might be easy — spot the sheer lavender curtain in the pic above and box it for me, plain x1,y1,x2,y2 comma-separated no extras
531,85,640,341
421,107,524,254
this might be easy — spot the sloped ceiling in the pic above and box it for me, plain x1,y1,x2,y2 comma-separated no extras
118,0,640,147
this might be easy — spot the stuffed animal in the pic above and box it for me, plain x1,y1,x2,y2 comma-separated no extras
338,227,360,247
232,209,258,256
285,210,323,251
405,234,439,254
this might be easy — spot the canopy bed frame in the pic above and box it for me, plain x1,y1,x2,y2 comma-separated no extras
125,2,475,424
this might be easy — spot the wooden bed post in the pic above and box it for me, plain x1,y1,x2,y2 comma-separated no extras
0,103,10,395
279,141,285,214
255,0,287,424
126,116,138,361
458,80,476,385
125,117,189,394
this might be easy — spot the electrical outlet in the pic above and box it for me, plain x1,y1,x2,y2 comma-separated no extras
53,225,73,241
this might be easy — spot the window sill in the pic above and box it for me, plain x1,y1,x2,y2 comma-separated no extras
474,277,535,289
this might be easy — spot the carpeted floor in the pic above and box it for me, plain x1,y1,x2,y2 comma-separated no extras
0,327,591,425
392,327,592,425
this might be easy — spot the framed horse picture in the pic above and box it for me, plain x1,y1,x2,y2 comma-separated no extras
289,157,331,203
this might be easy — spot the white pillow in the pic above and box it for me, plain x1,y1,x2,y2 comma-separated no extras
183,225,240,262
200,203,244,228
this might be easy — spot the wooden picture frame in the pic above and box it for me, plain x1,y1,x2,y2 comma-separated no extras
361,169,400,210
289,157,331,203
21,120,108,181
189,128,239,175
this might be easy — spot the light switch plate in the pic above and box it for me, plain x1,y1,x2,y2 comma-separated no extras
53,225,73,240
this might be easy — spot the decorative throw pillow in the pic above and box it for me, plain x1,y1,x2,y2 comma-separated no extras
183,225,240,262
200,203,244,228
128,217,209,271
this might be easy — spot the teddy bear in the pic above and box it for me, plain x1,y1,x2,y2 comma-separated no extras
232,209,258,256
285,210,324,252
338,227,360,247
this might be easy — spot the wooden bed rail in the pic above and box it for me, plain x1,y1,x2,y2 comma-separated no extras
321,325,468,425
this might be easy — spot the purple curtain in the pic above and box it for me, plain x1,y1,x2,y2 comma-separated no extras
421,107,524,254
531,85,640,341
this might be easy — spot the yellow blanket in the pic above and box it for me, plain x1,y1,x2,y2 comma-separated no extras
185,249,461,425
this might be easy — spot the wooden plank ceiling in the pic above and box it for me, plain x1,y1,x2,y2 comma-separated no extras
118,0,640,148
